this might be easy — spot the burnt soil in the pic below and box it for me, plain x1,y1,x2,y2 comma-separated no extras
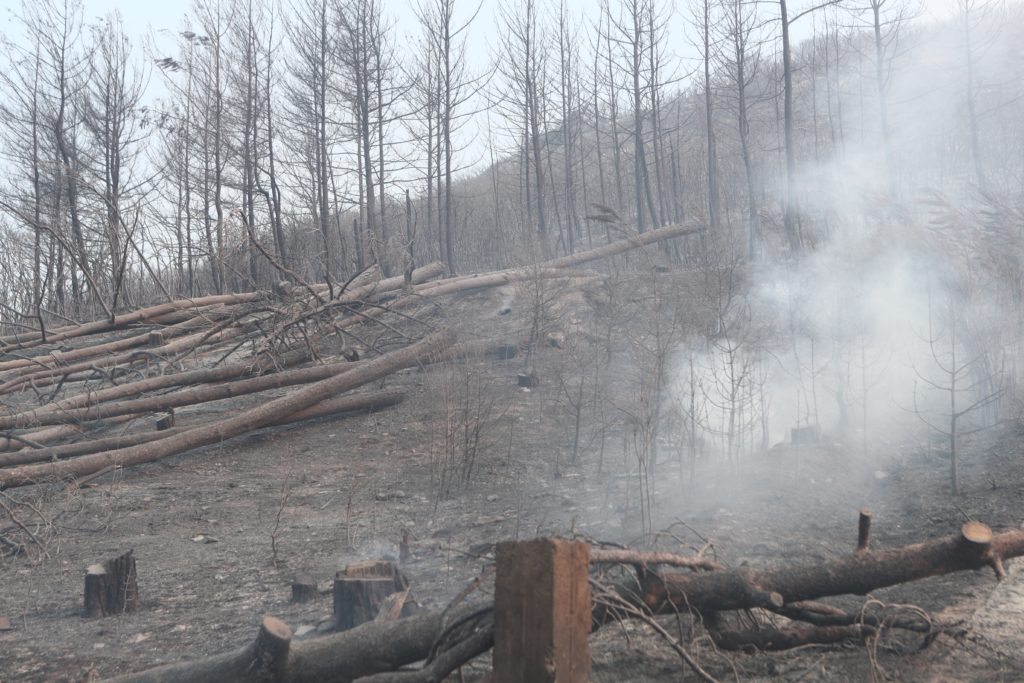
2,284,1024,682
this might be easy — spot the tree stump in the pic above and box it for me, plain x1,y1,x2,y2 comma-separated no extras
333,560,411,631
291,574,319,604
84,551,139,618
856,508,873,552
517,369,539,388
399,530,411,563
334,577,396,631
156,410,175,431
791,424,820,444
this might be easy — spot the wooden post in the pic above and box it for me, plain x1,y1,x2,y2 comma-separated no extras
493,538,590,683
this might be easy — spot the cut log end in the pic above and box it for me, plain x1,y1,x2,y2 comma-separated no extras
961,521,993,549
259,615,293,643
250,615,292,681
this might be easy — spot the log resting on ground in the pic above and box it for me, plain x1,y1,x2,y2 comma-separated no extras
0,388,406,468
637,521,1021,616
0,329,456,488
0,349,313,430
712,624,877,651
0,292,266,352
107,603,489,683
3,336,511,429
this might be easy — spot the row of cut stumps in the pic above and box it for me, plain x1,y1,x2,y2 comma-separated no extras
84,552,417,632
85,539,590,682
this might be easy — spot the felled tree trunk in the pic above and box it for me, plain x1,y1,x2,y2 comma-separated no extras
0,292,265,352
638,521,1020,615
0,389,406,469
0,349,312,430
107,602,488,683
0,321,257,394
0,330,455,489
712,624,876,652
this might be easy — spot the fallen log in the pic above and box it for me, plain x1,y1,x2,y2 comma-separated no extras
0,329,455,488
0,415,138,453
5,355,366,428
543,222,703,270
711,624,876,652
319,262,447,302
0,338,513,442
0,305,238,375
107,602,488,683
590,548,724,572
0,292,267,352
638,521,1020,615
0,316,267,395
391,224,698,303
0,388,406,468
0,349,312,430
410,223,701,301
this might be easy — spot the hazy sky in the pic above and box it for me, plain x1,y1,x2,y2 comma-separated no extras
0,0,964,64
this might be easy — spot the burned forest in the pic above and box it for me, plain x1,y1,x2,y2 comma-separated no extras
2,0,1024,680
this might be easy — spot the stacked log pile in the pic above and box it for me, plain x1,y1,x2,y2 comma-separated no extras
0,223,701,490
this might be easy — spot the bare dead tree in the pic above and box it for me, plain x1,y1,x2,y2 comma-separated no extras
81,11,148,311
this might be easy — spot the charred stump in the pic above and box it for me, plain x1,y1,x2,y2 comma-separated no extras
84,551,139,618
333,561,411,631
291,574,319,604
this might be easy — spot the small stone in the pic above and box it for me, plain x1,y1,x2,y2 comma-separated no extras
295,624,316,637
129,633,151,644
486,494,499,502
0,616,11,631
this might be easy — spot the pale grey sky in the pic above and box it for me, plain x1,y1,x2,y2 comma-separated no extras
0,0,964,65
